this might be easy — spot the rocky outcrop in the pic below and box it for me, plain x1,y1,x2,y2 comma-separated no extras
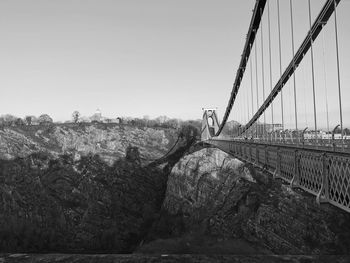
164,148,245,216
160,148,350,255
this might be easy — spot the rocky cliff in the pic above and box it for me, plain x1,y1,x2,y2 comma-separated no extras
1,123,350,256
0,123,176,164
0,123,187,253
0,149,170,253
143,148,350,255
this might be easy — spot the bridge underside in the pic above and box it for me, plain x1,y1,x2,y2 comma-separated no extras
206,138,350,213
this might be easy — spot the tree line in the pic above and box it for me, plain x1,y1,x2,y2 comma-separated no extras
0,112,202,131
0,114,53,127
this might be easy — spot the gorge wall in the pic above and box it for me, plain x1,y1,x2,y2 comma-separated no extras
0,123,176,164
0,123,181,253
1,123,350,256
143,148,350,255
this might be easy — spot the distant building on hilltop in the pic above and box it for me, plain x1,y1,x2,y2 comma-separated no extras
91,109,102,122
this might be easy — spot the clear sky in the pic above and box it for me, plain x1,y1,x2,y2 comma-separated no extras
0,0,349,127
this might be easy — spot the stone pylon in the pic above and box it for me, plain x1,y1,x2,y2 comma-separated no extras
201,108,220,141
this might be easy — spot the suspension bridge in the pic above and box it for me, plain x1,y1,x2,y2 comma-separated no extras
201,0,350,213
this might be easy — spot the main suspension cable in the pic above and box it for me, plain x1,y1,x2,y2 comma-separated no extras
215,0,267,136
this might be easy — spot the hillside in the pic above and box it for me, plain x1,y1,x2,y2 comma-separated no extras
1,122,350,257
0,123,177,164
0,123,199,253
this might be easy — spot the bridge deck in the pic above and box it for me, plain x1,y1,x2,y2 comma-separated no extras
208,138,350,213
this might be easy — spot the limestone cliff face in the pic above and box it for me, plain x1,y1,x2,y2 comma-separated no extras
0,123,200,253
0,123,182,253
0,124,176,164
2,123,350,255
164,148,248,216
162,148,350,254
0,149,168,253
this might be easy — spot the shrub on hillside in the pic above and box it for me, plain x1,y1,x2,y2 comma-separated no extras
38,114,53,125
72,111,80,123
0,114,18,126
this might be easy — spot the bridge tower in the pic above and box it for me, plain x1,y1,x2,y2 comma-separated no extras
201,108,220,141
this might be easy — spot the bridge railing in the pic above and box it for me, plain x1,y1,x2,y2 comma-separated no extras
222,133,350,153
208,138,350,213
